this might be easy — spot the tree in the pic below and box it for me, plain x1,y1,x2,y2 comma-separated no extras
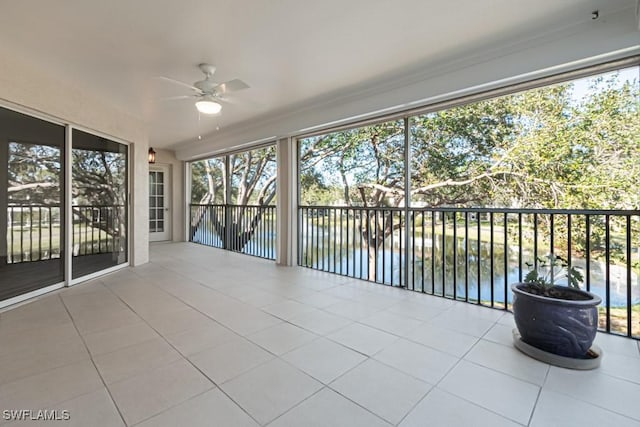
7,142,61,205
299,70,640,280
191,145,277,252
299,120,405,279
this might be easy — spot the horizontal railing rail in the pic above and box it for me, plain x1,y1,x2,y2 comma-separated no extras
189,204,276,260
298,205,640,339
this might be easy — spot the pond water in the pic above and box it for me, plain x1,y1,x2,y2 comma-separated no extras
300,232,640,307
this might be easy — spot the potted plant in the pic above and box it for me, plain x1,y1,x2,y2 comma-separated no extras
511,254,602,360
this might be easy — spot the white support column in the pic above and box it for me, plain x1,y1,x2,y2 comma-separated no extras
276,137,296,266
184,161,192,242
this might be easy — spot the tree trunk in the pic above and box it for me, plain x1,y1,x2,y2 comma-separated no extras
368,244,377,282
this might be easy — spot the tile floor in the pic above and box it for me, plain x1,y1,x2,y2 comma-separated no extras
1,242,639,426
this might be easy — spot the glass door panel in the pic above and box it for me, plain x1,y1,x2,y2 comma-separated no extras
71,129,127,278
0,107,65,301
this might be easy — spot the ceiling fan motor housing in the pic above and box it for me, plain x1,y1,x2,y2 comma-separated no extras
194,79,218,94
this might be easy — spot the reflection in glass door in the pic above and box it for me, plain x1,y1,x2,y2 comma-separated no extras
72,129,128,279
0,107,65,301
149,167,170,241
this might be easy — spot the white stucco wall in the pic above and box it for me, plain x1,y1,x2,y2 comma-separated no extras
0,47,150,266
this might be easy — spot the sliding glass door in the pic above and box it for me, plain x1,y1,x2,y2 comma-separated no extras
1,106,130,304
0,107,65,301
72,129,128,278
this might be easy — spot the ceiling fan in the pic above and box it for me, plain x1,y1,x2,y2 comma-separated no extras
160,63,249,115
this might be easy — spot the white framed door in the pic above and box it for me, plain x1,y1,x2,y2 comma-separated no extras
149,165,171,242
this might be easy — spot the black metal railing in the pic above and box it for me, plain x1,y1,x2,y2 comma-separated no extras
7,205,62,263
73,205,126,256
298,206,640,339
6,204,126,263
189,204,276,260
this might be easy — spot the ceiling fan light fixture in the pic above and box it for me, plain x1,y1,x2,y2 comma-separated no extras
195,97,222,115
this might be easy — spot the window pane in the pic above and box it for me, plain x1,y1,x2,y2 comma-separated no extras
410,66,640,209
191,157,225,204
229,145,277,205
299,119,405,207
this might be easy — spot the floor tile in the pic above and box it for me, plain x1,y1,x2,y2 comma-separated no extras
93,337,181,384
282,338,366,384
446,302,507,321
352,292,398,309
0,334,89,385
294,292,346,309
438,360,540,425
497,311,516,326
530,389,640,427
165,320,238,356
545,366,640,421
0,321,80,357
330,359,431,425
327,323,397,356
594,332,640,359
83,321,159,357
214,307,282,336
0,360,103,413
374,338,459,384
4,244,640,427
464,339,549,386
143,308,211,336
359,311,423,337
269,388,390,427
70,307,142,335
5,388,125,427
221,358,323,425
601,352,640,385
385,300,446,322
237,290,289,308
189,337,274,384
288,310,352,335
107,359,213,426
428,309,497,337
482,323,515,347
399,388,520,427
136,389,258,427
247,322,318,355
324,301,382,321
262,300,317,321
406,323,479,357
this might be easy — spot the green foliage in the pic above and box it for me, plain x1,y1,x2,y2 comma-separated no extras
8,142,61,205
523,254,584,292
298,68,640,211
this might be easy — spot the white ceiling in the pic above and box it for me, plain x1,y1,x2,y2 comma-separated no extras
0,0,635,151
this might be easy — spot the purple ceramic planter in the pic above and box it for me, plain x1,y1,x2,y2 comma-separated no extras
512,283,601,358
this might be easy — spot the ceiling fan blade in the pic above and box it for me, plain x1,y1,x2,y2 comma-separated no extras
162,95,196,101
158,76,204,94
215,79,250,94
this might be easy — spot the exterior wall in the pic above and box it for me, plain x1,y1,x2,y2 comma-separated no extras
153,149,186,242
0,47,150,266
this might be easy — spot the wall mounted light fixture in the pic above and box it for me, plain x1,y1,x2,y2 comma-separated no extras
148,147,156,164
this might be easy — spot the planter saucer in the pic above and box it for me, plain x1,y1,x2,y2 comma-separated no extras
512,329,602,370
